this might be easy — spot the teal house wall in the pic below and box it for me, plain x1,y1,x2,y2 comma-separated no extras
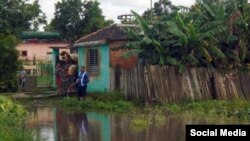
74,24,135,93
52,109,111,141
52,48,59,87
77,44,110,92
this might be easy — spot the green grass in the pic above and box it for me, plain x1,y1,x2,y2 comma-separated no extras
161,100,250,120
14,93,250,134
17,97,63,107
60,92,135,113
129,99,250,132
60,91,250,120
0,96,37,141
37,76,53,86
130,111,166,132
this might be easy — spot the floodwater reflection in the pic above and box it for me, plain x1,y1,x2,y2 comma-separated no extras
25,106,249,141
26,107,108,141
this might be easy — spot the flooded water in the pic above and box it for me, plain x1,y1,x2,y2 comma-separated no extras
25,106,248,141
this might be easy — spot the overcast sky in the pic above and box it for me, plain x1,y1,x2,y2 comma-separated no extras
34,0,195,28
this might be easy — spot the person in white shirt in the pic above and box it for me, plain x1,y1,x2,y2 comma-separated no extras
76,66,89,100
18,66,26,91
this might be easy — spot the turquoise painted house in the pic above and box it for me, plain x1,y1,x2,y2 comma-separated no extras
74,24,138,92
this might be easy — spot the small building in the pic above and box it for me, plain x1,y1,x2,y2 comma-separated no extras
16,31,70,75
74,24,138,92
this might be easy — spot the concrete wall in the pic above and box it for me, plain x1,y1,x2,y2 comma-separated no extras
16,42,70,60
52,49,59,87
23,76,37,91
77,41,139,92
78,44,110,92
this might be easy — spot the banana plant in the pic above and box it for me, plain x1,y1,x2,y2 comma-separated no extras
123,0,250,71
228,0,250,65
123,10,167,65
165,12,227,68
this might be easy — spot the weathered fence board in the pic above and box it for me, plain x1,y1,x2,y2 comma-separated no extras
120,65,250,103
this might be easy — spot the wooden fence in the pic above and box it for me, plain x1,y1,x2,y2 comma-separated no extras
120,65,250,103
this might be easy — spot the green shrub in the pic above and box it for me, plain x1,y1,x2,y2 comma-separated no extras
161,100,250,120
0,96,35,141
89,91,126,102
61,94,135,113
0,35,20,92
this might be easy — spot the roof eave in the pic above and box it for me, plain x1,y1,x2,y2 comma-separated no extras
74,40,107,48
49,46,71,49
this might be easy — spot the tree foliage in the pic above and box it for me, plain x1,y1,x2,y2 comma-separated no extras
0,35,20,92
143,0,180,22
0,96,32,140
0,0,46,35
45,0,114,41
125,0,250,71
0,0,45,91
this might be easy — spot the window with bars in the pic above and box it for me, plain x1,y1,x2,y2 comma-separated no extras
87,49,99,75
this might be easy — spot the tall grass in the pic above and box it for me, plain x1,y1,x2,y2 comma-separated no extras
162,100,250,120
0,96,36,141
61,92,250,120
61,92,135,113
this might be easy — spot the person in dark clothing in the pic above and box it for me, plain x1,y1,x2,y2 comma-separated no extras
55,63,63,94
76,66,89,100
55,55,60,65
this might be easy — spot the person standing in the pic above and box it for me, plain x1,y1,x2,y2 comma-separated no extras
76,66,89,100
18,66,26,91
55,63,63,95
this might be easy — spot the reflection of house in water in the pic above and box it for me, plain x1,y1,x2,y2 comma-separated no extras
27,107,111,141
26,107,56,140
27,106,237,141
56,111,110,141
26,107,55,126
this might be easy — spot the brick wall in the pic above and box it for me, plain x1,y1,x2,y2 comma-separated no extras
109,41,137,69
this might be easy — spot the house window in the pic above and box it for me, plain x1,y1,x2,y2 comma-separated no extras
87,49,99,75
21,51,27,57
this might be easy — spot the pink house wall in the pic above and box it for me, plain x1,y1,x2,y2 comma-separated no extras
16,42,70,60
